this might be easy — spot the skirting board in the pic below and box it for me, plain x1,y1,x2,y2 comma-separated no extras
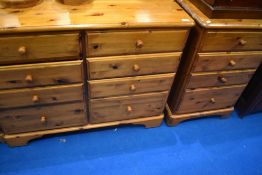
1,114,164,147
165,104,233,126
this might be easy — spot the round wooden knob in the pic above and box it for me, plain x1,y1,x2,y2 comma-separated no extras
229,60,236,67
18,46,27,55
133,64,140,72
238,39,247,46
40,116,47,123
127,106,132,113
210,98,216,104
32,95,39,103
130,84,136,91
218,76,227,83
136,40,144,48
25,74,33,83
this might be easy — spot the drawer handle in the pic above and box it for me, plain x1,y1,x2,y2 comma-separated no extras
133,64,140,72
218,76,227,83
32,95,40,103
229,60,236,67
210,98,216,104
136,40,144,48
18,46,27,55
130,84,136,91
25,74,33,83
40,116,47,123
127,106,133,113
238,39,247,46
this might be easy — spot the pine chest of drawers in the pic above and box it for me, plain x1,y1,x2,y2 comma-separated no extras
166,0,262,126
0,0,194,146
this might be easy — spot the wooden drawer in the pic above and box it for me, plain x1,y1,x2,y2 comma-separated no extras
177,85,246,114
89,91,168,123
0,33,80,65
194,52,262,72
88,73,175,98
0,102,86,134
201,31,262,52
87,53,181,79
187,69,255,89
0,61,83,90
0,84,83,109
87,30,189,57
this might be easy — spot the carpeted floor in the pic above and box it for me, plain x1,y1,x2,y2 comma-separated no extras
1,111,262,175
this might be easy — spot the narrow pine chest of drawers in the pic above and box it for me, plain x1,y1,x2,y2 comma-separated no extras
0,0,194,146
166,0,262,126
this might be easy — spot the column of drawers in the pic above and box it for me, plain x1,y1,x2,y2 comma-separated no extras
85,30,189,123
177,31,262,114
0,33,87,134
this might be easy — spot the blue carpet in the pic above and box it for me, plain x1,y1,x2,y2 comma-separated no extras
1,111,262,175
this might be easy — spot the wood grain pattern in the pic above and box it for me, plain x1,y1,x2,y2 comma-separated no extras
0,84,83,109
176,0,262,29
88,73,175,98
177,85,246,113
201,31,262,52
0,60,83,90
0,0,194,34
0,33,80,65
194,52,262,72
87,30,189,57
89,91,168,123
87,52,181,79
2,114,164,147
188,69,255,89
0,102,86,134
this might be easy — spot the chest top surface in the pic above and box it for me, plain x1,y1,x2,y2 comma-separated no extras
177,0,262,29
0,0,194,34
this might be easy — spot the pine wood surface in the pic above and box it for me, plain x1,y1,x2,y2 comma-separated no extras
0,60,83,90
87,52,181,79
1,114,164,147
176,0,262,29
194,52,262,72
0,0,194,34
88,73,175,98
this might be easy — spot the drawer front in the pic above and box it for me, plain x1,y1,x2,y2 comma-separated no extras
89,91,168,123
0,33,80,65
87,53,181,79
89,73,175,98
194,52,262,72
201,31,262,52
87,30,189,57
0,102,86,134
188,70,255,89
0,61,83,90
177,85,246,113
0,84,83,109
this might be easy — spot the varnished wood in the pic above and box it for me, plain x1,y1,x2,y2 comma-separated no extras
0,0,41,8
88,73,175,98
201,31,262,52
0,60,83,90
1,114,164,147
87,30,189,57
0,0,194,34
0,84,83,109
89,91,168,123
188,70,255,89
0,33,80,65
165,104,233,126
194,52,262,72
87,52,181,79
61,0,87,5
177,0,262,29
177,85,246,114
0,102,86,134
